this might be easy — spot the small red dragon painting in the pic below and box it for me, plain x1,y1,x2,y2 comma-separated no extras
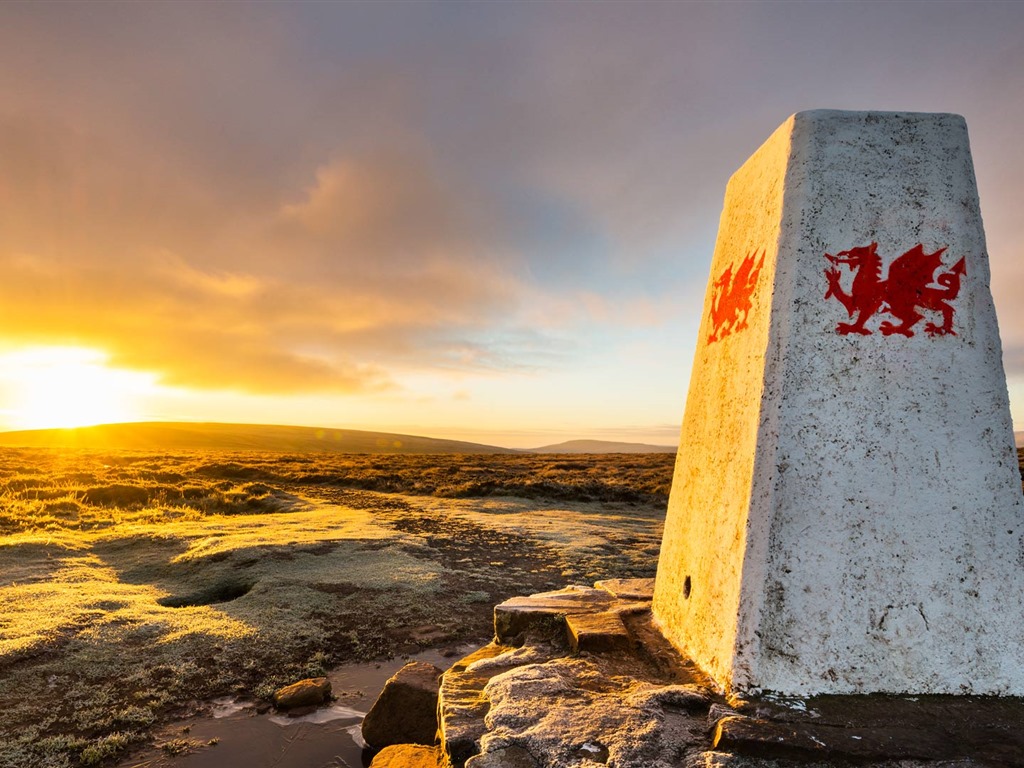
707,250,764,344
824,243,966,337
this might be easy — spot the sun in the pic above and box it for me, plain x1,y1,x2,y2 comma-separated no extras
0,346,157,430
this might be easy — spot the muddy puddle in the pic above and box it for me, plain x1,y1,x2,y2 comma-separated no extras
119,644,478,768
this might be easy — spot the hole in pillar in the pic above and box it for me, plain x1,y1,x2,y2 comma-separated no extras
683,576,692,599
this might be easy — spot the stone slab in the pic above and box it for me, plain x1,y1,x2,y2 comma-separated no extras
440,587,1024,767
464,746,540,768
495,585,630,644
438,642,552,766
566,610,631,653
686,753,980,768
594,577,655,600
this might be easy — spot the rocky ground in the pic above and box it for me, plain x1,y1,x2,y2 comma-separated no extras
368,580,1024,768
0,449,670,768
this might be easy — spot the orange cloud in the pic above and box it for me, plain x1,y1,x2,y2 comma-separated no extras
0,111,534,395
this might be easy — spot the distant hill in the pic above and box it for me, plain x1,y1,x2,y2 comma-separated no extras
1016,431,1024,448
0,422,517,454
529,439,675,454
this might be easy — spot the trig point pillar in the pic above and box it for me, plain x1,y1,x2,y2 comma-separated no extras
652,110,1024,697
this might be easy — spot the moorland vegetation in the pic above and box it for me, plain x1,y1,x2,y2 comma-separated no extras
0,448,673,767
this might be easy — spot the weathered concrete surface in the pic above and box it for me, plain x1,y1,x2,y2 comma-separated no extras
653,110,1024,696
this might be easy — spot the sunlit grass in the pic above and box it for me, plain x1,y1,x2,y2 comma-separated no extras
0,550,255,657
0,449,673,538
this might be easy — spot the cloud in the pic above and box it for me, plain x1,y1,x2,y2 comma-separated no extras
0,6,764,406
0,107,546,395
156,253,264,299
2,1,1023,408
279,151,466,257
0,250,389,393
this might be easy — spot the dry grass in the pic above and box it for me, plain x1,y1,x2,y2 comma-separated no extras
0,448,672,767
0,449,672,537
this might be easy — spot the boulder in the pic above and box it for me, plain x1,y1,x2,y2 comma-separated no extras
369,744,443,768
272,677,331,709
362,661,443,749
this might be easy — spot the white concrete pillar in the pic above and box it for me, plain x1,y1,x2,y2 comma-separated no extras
652,110,1024,697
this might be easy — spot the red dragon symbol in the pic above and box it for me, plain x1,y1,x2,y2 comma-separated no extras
707,251,764,344
824,243,966,337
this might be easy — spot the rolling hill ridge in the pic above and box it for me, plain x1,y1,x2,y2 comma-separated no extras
530,439,675,454
0,422,517,454
0,422,678,454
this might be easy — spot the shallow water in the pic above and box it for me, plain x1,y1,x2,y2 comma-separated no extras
119,644,475,768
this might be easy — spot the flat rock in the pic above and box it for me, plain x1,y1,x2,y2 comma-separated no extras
362,661,443,750
730,693,1024,763
477,657,713,766
440,642,535,766
495,586,614,643
494,586,647,644
465,745,539,767
566,610,631,653
272,677,331,709
594,578,655,600
369,744,443,768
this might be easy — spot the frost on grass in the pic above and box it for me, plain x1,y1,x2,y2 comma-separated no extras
0,448,670,767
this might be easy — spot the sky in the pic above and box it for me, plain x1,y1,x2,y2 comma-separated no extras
0,1,1021,448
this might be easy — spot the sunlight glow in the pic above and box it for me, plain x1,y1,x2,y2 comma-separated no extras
0,347,159,430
